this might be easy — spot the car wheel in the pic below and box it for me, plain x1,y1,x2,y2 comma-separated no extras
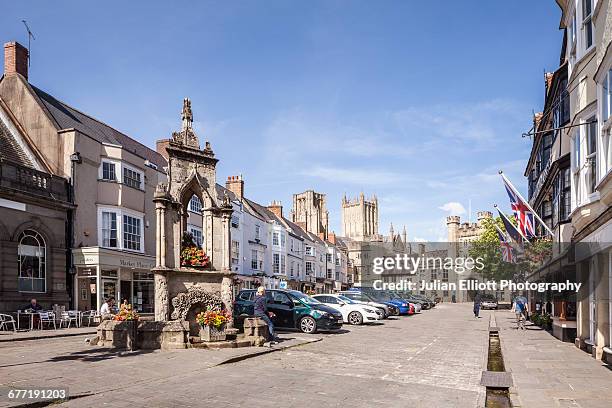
348,311,363,325
299,316,317,333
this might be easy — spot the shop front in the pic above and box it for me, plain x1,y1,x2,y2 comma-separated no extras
73,247,156,314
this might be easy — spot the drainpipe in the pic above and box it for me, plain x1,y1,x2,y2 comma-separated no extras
68,152,82,309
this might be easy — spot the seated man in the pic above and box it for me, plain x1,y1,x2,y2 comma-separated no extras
253,287,278,344
100,297,116,320
24,298,43,311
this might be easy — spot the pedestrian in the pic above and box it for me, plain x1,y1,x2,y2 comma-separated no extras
473,292,481,318
253,287,278,344
512,298,526,330
100,297,115,320
24,298,43,312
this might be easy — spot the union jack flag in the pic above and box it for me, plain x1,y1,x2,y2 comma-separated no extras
503,179,536,239
497,229,515,263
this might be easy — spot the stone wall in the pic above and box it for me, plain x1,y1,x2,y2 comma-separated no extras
96,320,189,350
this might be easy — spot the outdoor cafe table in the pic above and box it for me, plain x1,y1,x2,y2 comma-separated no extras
15,310,37,331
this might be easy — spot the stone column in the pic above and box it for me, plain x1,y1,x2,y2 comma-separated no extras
221,213,231,271
154,271,169,321
221,274,234,328
203,208,214,265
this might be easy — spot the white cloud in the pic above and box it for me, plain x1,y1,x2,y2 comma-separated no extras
438,202,466,216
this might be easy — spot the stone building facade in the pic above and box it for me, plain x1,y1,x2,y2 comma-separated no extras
341,193,379,241
292,190,329,239
0,97,73,312
554,0,612,363
0,41,167,313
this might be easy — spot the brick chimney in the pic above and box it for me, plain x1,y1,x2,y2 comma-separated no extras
155,139,170,161
226,175,244,200
4,42,28,80
267,200,283,218
328,232,336,245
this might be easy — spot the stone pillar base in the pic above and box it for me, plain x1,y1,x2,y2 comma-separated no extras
243,317,270,346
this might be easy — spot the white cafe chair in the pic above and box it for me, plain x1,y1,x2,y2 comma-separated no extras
59,311,78,328
0,313,17,332
38,312,57,330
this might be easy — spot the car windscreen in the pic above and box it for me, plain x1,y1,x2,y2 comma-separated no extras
337,295,356,304
291,292,321,305
367,292,392,301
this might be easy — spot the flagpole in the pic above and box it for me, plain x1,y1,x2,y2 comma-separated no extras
498,171,554,236
493,204,529,242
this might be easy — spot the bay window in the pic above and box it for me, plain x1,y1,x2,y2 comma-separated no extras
123,215,142,251
273,253,280,274
586,116,597,193
123,166,142,189
101,211,118,248
251,249,258,270
98,207,144,252
102,161,116,181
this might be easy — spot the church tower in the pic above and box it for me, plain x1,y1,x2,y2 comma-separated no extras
291,190,329,238
341,192,379,240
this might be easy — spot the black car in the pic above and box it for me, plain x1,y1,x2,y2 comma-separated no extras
234,289,343,334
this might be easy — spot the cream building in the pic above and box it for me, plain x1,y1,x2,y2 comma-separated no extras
557,0,612,363
0,42,167,314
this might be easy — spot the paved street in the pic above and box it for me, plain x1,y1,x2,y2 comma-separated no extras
4,305,611,407
0,304,489,408
496,310,612,408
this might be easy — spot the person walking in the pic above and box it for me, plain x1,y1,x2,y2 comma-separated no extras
253,287,278,344
473,292,481,318
512,298,526,330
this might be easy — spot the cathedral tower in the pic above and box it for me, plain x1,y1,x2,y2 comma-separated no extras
291,190,329,238
341,192,379,240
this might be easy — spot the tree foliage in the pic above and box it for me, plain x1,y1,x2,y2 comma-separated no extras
467,216,554,282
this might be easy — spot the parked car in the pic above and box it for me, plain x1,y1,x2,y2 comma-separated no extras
412,294,436,308
312,294,381,325
480,295,498,310
360,290,413,315
337,290,398,317
398,293,432,310
234,289,343,333
389,292,424,312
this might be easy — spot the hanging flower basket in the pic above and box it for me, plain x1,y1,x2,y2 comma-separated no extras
180,232,210,268
180,246,210,268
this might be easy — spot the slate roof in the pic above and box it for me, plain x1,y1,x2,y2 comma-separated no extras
30,85,167,169
0,108,33,167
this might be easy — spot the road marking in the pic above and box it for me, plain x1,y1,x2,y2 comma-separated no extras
405,337,438,362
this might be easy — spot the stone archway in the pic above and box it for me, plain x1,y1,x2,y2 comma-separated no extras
170,286,225,336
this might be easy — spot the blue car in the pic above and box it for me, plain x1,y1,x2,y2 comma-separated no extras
349,289,411,315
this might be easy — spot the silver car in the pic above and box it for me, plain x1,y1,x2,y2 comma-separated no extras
480,298,498,310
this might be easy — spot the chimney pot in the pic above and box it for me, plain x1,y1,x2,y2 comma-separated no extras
4,42,28,80
225,174,245,200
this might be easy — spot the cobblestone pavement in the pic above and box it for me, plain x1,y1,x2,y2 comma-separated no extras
496,310,612,408
1,304,490,408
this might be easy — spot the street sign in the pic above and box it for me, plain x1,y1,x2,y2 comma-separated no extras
279,281,287,289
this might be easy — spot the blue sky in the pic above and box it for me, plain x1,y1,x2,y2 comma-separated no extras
1,1,563,241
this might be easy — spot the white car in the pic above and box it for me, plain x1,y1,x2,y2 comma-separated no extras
312,294,381,325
